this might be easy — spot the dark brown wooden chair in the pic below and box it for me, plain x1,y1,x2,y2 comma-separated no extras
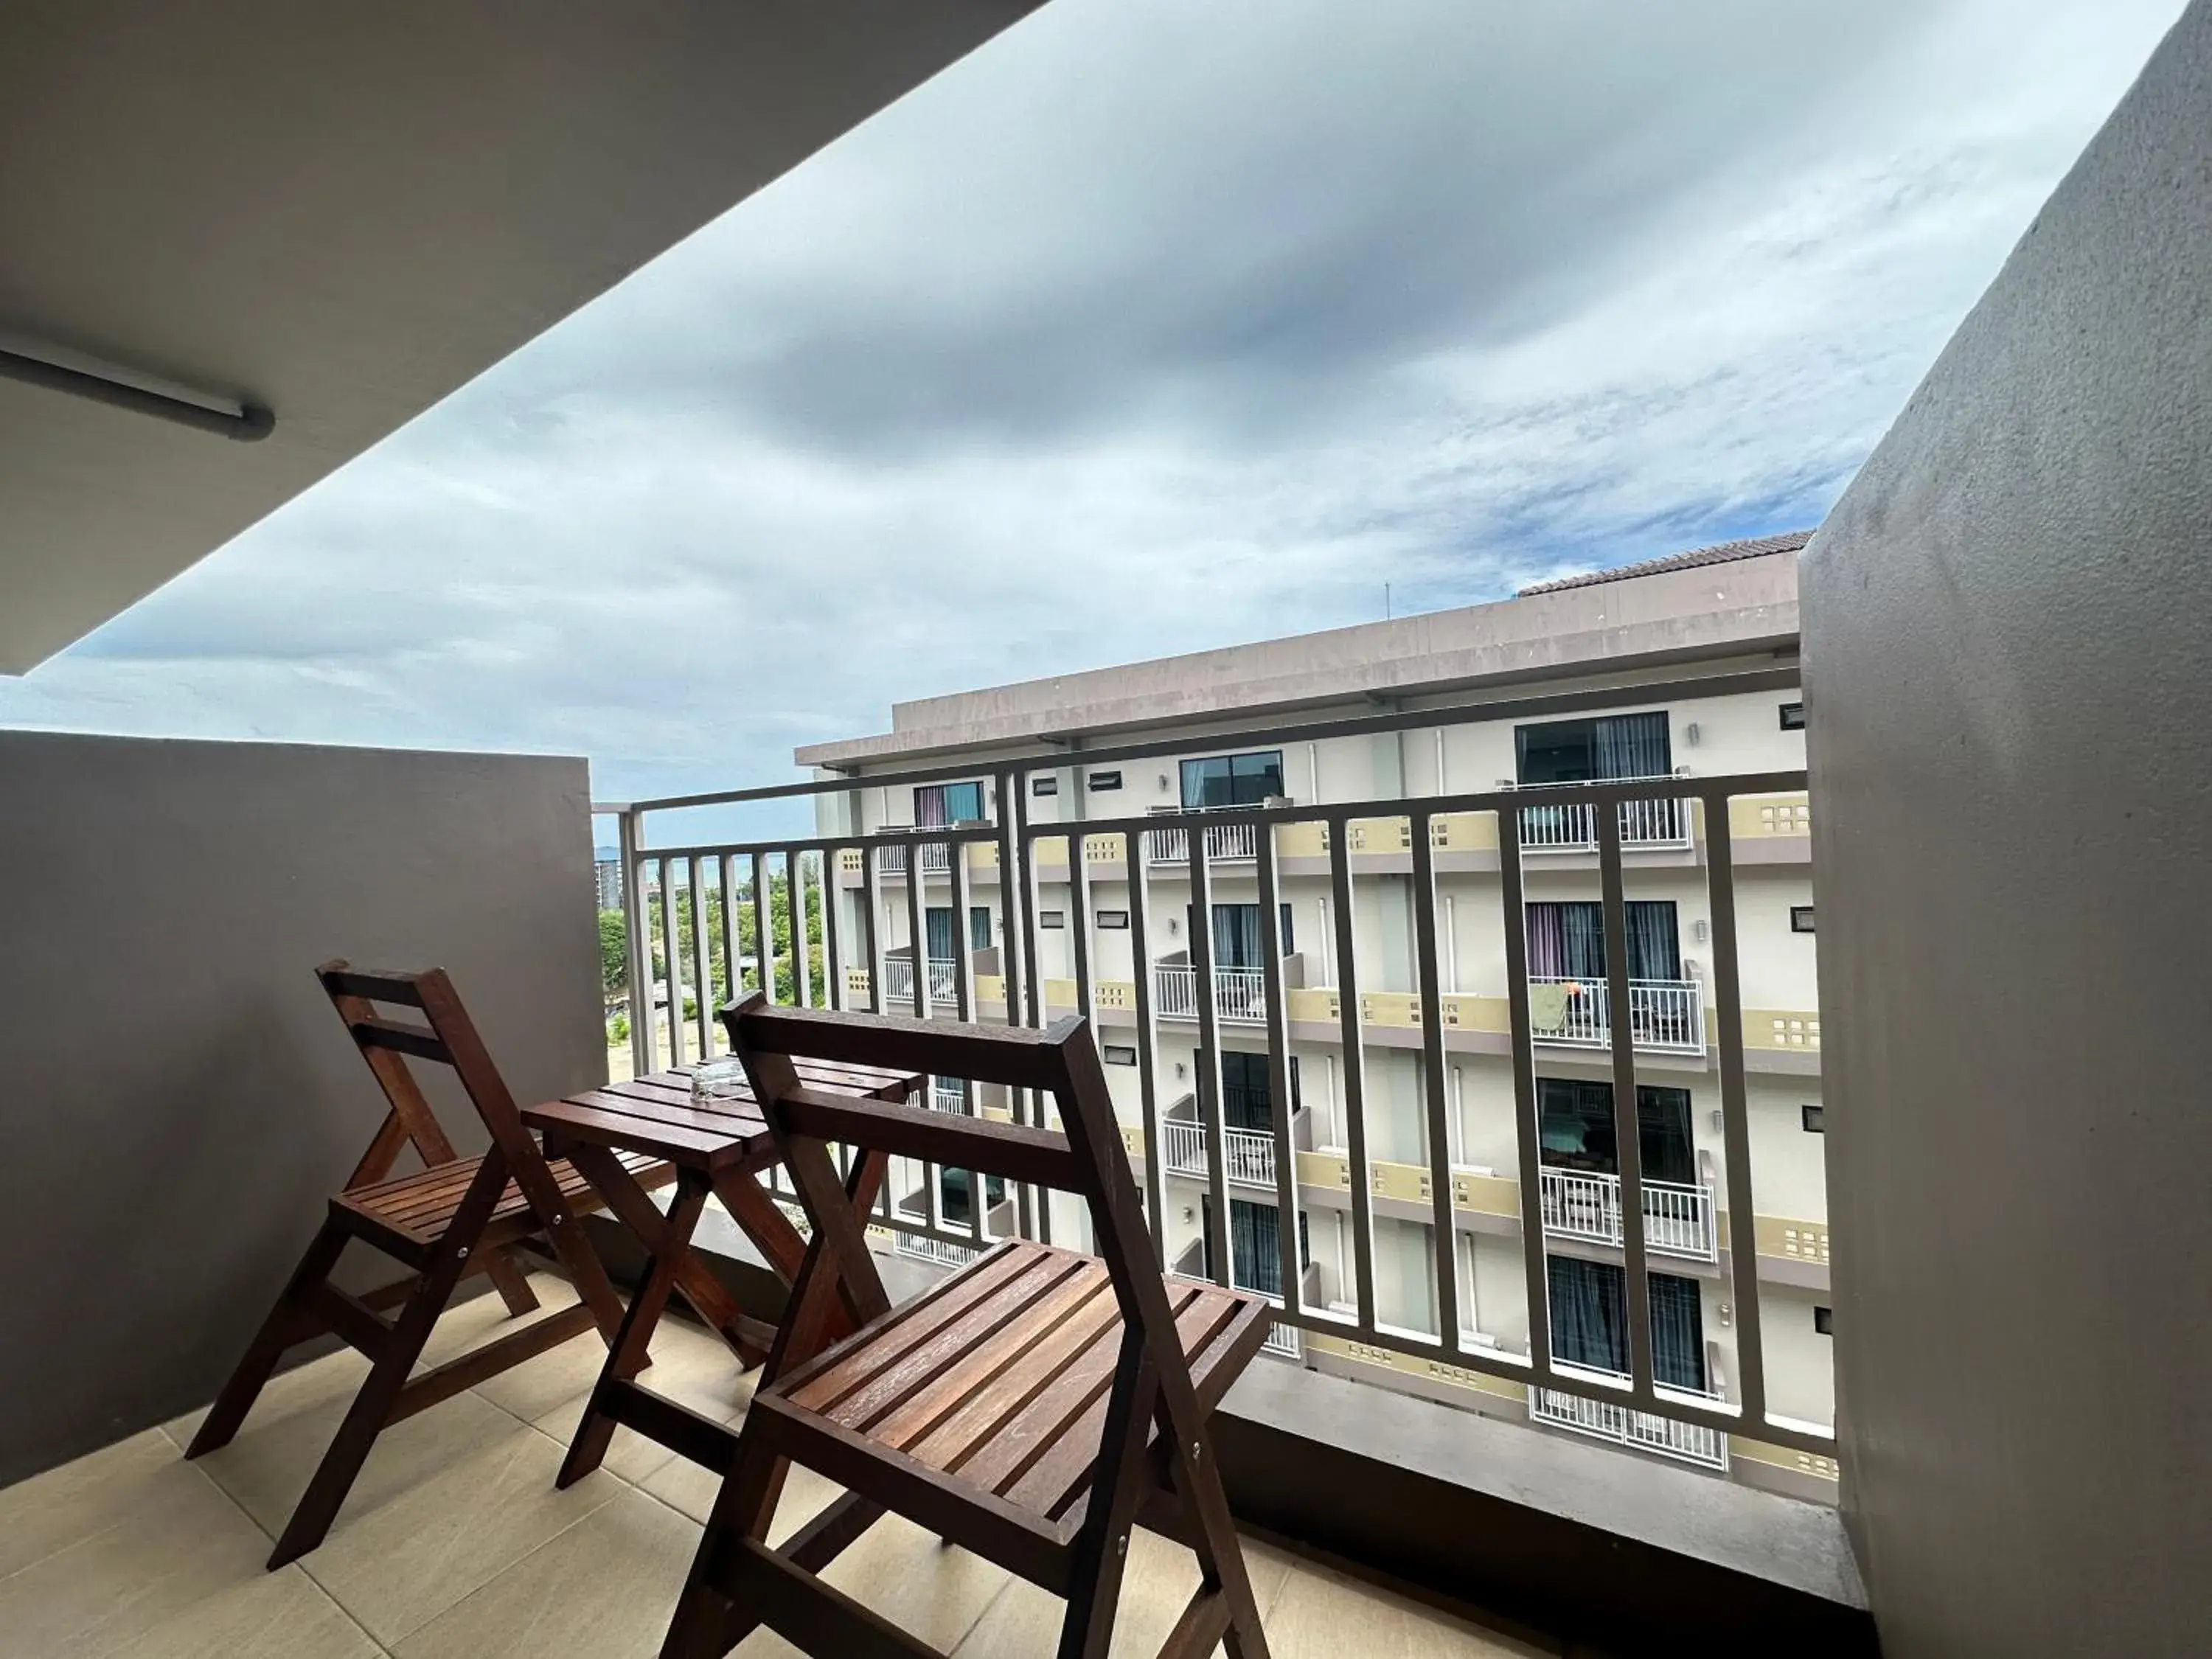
660,994,1276,1659
187,961,643,1567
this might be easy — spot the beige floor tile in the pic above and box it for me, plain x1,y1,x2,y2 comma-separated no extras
161,1346,373,1453
0,1431,178,1582
0,1462,274,1659
952,1528,1296,1658
482,1314,754,1432
1262,1564,1560,1658
187,1382,518,1540
300,1420,622,1646
637,1443,842,1534
102,1563,380,1659
393,1486,698,1659
729,1512,1010,1658
414,1273,580,1371
529,1395,745,1488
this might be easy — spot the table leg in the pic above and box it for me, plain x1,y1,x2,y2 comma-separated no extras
557,1166,712,1489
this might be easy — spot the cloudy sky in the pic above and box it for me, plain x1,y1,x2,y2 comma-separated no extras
0,0,2185,833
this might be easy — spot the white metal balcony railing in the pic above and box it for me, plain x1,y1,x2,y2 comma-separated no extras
1516,783,1691,852
1153,963,1269,1023
874,842,955,876
892,1231,984,1270
1144,816,1259,864
1525,975,1704,1052
1170,1263,1301,1360
1161,1119,1278,1189
1529,1366,1730,1470
1538,1167,1718,1261
881,956,960,1006
615,756,1832,1484
930,1079,972,1114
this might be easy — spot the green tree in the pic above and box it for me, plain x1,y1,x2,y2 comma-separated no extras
599,909,627,1001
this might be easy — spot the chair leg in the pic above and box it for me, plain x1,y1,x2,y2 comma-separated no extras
481,1246,541,1317
661,1423,793,1659
265,1207,490,1568
185,1221,349,1458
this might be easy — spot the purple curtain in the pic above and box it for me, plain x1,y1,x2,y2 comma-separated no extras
1526,902,1565,976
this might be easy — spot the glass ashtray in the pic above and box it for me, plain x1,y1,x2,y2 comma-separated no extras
691,1057,749,1105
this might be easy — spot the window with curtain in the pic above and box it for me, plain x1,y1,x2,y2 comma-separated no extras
1210,902,1265,970
938,1166,1006,1227
968,905,992,951
1217,1051,1273,1131
1537,1079,1697,1184
1523,900,1680,979
1547,1258,1706,1390
1202,1200,1307,1298
1180,751,1284,808
914,780,985,826
1514,712,1672,784
925,907,956,962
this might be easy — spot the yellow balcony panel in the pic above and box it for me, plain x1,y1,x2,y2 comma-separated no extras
1093,978,1137,1012
1430,810,1498,852
1119,1122,1144,1158
974,973,1006,1007
1450,1170,1521,1219
1754,1214,1832,1264
1729,1436,1840,1482
844,967,872,999
1296,1150,1352,1192
966,841,1001,871
1730,792,1813,838
1082,832,1127,864
1287,987,1340,1025
1370,1158,1431,1204
1306,1331,1528,1404
983,1104,1015,1123
1043,976,1079,1009
1346,815,1412,854
1274,821,1331,858
1360,991,1422,1028
838,847,864,874
1745,1009,1821,1051
1034,834,1071,867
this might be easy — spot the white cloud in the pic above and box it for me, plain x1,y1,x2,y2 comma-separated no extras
0,0,2185,831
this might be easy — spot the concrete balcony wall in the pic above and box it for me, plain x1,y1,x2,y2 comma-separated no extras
1805,4,2212,1651
0,731,602,1487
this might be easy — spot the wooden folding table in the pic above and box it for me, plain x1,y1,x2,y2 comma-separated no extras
521,1060,919,1488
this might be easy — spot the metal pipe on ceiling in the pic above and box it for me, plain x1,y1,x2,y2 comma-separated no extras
0,346,273,442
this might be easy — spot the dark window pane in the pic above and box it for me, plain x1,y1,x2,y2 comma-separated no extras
1802,1103,1825,1133
1181,751,1283,807
969,906,992,950
1649,1272,1706,1391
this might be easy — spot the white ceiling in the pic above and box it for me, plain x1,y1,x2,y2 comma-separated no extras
0,1,1043,673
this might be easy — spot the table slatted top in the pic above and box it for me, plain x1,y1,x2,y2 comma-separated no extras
522,1060,919,1171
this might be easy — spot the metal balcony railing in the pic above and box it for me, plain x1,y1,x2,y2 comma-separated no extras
883,955,959,1005
1154,963,1270,1023
1526,975,1705,1052
873,842,953,875
605,734,1829,1479
1144,815,1259,863
1538,1167,1719,1261
1529,1365,1730,1470
1161,1119,1278,1188
1516,782,1691,852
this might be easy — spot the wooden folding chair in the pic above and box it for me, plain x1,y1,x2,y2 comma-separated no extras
660,993,1276,1659
187,961,641,1567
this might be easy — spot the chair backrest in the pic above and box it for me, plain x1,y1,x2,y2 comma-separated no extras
316,960,535,1192
719,994,1170,1351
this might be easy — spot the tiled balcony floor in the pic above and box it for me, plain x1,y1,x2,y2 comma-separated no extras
0,1276,1558,1658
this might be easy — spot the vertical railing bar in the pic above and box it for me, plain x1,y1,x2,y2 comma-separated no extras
1704,785,1768,1431
1017,803,1053,1247
1329,811,1378,1330
823,844,845,1015
658,856,686,1071
862,844,884,1018
1126,827,1166,1265
689,854,713,1057
1255,819,1301,1318
754,852,777,1008
1004,770,1036,1241
1408,809,1461,1356
1189,821,1231,1290
1597,804,1658,1401
619,810,653,1079
1068,832,1096,1033
902,831,941,1243
787,846,813,1008
718,851,741,1030
1498,805,1555,1389
949,836,987,1248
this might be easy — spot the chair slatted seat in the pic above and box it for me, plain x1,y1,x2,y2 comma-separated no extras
658,995,1276,1659
333,1146,669,1261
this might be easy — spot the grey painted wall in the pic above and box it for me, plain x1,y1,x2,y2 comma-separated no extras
0,732,604,1487
1802,5,2212,1654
